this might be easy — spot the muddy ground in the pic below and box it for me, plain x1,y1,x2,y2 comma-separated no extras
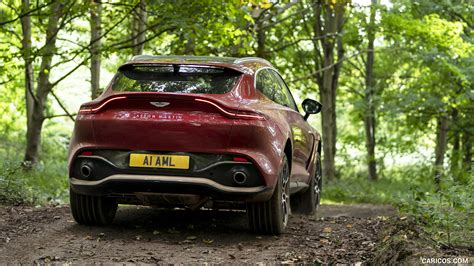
0,204,404,264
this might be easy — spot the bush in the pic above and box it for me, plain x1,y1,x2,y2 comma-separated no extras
0,159,69,205
401,175,473,247
323,164,435,205
323,163,473,247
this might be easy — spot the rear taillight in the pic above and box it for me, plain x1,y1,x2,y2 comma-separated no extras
233,157,249,162
195,99,266,120
80,151,93,156
79,96,127,114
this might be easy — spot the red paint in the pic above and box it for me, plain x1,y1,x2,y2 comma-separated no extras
68,56,321,191
233,157,249,162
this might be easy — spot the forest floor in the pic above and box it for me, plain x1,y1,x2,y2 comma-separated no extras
0,204,470,264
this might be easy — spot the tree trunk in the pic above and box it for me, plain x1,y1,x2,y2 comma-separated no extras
251,7,267,58
462,130,472,172
20,0,35,132
132,0,147,55
90,0,102,99
434,115,449,188
313,2,347,180
24,2,63,166
255,21,266,58
320,44,337,181
450,108,460,177
184,33,195,55
364,0,378,181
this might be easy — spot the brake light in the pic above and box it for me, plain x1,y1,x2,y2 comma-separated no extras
79,96,127,114
80,151,93,156
195,99,266,120
233,157,249,162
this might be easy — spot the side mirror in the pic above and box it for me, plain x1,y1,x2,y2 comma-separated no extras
302,98,322,120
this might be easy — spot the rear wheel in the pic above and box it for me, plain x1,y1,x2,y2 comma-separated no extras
291,154,322,215
69,188,118,225
247,155,290,235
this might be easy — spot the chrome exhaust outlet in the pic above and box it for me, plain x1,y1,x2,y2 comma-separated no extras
81,164,92,178
233,171,247,185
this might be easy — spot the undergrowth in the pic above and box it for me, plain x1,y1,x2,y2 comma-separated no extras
323,163,473,247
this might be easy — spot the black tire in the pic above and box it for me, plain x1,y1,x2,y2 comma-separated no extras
69,188,118,225
247,155,290,235
291,154,322,215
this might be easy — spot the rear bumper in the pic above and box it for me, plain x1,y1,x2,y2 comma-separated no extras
69,174,273,202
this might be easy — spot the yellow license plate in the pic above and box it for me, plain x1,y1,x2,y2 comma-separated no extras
129,154,190,169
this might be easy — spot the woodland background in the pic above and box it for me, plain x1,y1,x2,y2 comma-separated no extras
0,0,472,247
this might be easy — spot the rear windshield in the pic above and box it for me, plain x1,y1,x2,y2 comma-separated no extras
111,64,241,94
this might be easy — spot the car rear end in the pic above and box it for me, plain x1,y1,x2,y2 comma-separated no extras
68,63,275,209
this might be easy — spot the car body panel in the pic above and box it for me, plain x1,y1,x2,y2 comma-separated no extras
68,56,321,205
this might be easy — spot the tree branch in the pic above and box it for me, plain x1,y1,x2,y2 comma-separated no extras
290,50,364,83
0,1,54,26
270,33,341,52
43,113,77,120
49,91,75,121
114,27,176,50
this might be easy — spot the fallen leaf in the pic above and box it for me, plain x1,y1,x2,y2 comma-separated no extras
203,239,214,244
135,235,142,241
400,216,407,220
320,239,330,244
383,235,390,242
322,227,332,233
346,224,353,228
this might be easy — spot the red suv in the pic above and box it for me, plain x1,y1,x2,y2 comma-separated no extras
68,56,322,234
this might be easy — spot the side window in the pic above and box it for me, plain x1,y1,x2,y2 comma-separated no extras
270,70,298,111
256,69,278,102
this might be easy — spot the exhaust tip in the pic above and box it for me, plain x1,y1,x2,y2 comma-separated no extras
81,164,92,178
233,171,247,185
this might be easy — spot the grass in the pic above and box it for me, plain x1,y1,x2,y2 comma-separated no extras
323,163,473,247
0,159,69,205
322,164,435,205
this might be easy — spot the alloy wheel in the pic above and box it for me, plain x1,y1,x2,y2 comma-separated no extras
281,160,290,227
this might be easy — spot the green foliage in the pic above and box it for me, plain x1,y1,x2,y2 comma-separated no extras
323,164,435,205
0,119,69,205
0,158,68,205
324,164,473,247
401,175,473,247
0,0,472,246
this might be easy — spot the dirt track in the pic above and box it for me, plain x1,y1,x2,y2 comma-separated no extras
0,204,397,264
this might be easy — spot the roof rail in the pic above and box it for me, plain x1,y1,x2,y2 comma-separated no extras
234,57,272,65
130,54,154,61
